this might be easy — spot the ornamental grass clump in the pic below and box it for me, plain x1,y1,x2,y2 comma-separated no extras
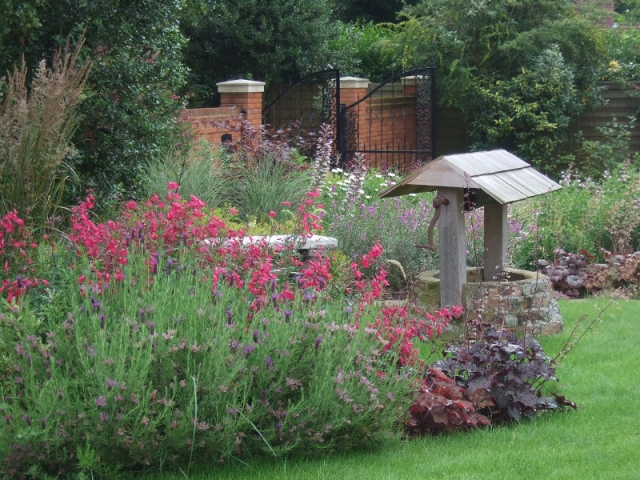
0,184,451,478
0,39,91,227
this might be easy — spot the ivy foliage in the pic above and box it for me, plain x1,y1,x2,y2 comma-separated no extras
0,0,188,210
391,0,607,174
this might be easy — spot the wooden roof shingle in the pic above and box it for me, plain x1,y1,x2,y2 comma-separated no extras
379,149,561,204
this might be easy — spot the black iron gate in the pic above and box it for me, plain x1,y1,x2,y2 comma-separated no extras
339,67,436,171
262,70,340,158
262,67,435,171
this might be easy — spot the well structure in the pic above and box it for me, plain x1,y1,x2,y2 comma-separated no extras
380,149,564,335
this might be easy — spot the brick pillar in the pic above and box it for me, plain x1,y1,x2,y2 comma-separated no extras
216,79,265,130
402,76,419,97
339,77,370,154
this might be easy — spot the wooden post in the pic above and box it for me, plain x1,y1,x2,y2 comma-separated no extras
438,187,467,308
483,203,508,281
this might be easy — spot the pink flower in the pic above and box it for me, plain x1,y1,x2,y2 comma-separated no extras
167,182,179,191
268,211,276,218
229,208,238,216
281,201,291,207
125,201,138,211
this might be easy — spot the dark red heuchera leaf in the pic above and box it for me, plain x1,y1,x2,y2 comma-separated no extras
405,368,489,436
468,388,495,409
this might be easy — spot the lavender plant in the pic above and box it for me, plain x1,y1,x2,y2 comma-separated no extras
0,194,424,477
327,194,437,292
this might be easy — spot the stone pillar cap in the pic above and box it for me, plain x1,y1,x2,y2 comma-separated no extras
339,76,370,89
217,79,265,93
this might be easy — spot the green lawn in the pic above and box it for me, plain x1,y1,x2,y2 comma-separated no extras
145,298,640,480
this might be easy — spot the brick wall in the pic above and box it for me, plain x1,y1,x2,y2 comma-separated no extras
184,79,265,147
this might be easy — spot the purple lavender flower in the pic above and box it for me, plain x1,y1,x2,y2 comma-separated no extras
264,356,274,368
106,378,117,390
243,344,255,358
148,321,155,336
253,330,260,343
99,314,105,330
226,309,233,325
315,335,323,350
100,412,110,423
41,418,46,429
23,415,31,426
94,396,107,408
90,296,101,312
285,310,292,323
139,309,145,323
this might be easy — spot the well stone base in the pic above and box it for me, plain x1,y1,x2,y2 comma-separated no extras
415,268,563,336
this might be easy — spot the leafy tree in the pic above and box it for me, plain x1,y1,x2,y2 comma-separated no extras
612,0,640,24
327,22,402,81
333,0,419,23
392,0,606,174
181,0,336,107
0,0,188,209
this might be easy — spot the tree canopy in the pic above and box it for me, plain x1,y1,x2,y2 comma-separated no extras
391,0,607,173
181,0,337,106
0,0,188,207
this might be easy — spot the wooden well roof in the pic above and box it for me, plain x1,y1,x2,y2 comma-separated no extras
379,149,561,204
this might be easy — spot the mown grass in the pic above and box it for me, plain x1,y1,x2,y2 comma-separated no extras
145,298,640,480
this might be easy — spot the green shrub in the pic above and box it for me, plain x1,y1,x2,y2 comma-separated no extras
0,1,189,211
510,163,640,269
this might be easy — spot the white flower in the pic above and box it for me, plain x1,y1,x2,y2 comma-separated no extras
387,172,396,177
